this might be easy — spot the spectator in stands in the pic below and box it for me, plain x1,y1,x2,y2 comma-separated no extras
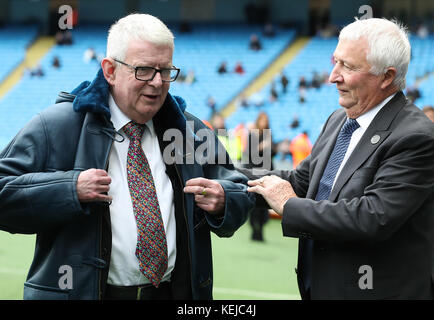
234,123,249,160
249,33,262,51
29,64,44,77
234,61,245,75
217,61,228,74
206,95,217,116
298,76,308,89
318,24,338,38
416,22,428,39
276,138,292,162
242,112,276,241
210,113,226,132
54,31,63,44
289,131,312,169
210,114,243,163
269,81,278,103
237,93,250,108
83,47,98,63
55,30,73,45
298,86,306,103
298,76,308,103
311,71,322,89
289,115,300,129
280,72,289,93
52,56,61,69
0,13,253,301
321,70,330,84
422,105,434,122
263,23,276,38
239,18,434,300
250,91,265,107
406,85,421,103
184,69,196,84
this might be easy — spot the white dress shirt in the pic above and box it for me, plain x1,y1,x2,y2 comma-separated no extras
107,94,176,286
332,93,396,189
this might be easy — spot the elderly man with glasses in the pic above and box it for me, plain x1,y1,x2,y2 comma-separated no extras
0,13,254,300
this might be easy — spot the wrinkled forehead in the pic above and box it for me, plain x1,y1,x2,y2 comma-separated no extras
334,38,369,62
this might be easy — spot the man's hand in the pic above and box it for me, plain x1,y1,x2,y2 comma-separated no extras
247,175,296,215
77,169,112,203
183,177,225,216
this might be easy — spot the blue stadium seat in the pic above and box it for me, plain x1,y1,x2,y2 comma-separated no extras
0,25,38,82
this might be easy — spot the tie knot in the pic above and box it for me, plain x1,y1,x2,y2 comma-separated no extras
342,118,360,135
123,121,145,140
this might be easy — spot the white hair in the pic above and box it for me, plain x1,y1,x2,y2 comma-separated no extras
339,18,411,90
106,13,174,61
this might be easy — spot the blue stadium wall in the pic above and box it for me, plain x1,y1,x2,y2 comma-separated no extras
1,0,432,34
1,0,309,25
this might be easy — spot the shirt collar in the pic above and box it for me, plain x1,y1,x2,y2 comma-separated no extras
355,93,396,130
108,93,155,136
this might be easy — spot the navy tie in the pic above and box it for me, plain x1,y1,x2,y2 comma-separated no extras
302,117,360,295
315,118,360,201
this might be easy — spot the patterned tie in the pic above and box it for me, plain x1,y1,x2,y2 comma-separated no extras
302,118,360,294
123,121,168,288
315,118,360,201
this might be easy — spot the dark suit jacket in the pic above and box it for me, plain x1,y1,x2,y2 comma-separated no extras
241,92,434,299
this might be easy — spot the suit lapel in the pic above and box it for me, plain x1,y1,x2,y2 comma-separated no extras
329,91,407,202
307,113,346,199
329,129,391,202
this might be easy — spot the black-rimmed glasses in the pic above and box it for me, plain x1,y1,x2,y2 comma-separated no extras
113,58,180,82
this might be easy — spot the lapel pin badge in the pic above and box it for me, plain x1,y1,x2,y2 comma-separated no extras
371,134,380,144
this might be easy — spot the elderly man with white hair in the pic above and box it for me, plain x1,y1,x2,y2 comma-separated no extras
0,14,254,300
242,18,434,299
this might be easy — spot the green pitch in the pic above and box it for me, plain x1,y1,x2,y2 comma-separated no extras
212,218,300,300
0,231,35,299
0,218,300,300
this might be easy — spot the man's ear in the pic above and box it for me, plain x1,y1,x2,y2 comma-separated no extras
101,58,116,85
381,67,397,90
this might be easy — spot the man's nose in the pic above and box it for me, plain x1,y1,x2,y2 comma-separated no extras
329,65,342,83
148,71,163,86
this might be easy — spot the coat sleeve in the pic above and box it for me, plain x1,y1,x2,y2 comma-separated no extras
206,171,255,238
235,164,309,209
281,132,434,243
0,113,85,234
195,125,255,238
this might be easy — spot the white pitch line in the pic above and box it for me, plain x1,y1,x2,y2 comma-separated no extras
214,287,300,300
0,268,301,300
